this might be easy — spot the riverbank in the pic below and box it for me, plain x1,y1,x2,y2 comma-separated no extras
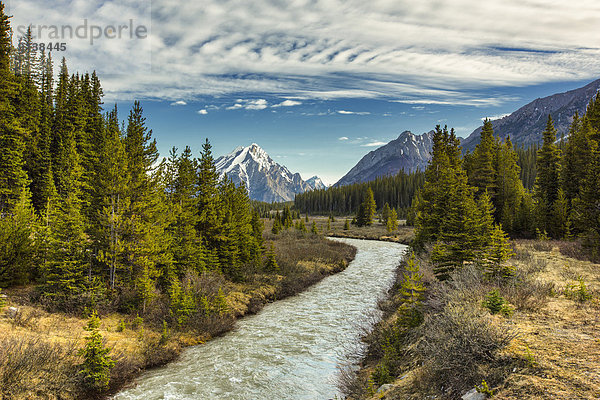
0,232,356,400
345,239,600,399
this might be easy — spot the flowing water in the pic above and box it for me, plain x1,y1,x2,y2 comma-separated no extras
114,238,407,400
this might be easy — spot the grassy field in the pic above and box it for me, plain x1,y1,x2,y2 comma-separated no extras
0,231,355,400
349,239,600,400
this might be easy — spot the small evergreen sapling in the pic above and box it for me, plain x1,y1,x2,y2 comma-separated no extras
78,311,114,390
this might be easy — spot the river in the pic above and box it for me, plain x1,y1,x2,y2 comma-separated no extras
114,238,407,400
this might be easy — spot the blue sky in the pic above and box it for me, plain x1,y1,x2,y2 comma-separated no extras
8,0,600,184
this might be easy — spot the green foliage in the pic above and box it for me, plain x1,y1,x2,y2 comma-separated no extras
265,243,279,272
476,379,494,396
78,311,114,390
481,224,515,279
482,289,513,317
311,221,319,234
295,170,424,217
533,115,562,237
115,319,125,332
371,363,393,387
355,187,377,227
564,278,592,303
399,252,425,308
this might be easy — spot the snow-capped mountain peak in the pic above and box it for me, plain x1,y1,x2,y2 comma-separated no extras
305,176,327,190
215,144,314,202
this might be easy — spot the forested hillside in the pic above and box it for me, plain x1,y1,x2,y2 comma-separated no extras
294,170,425,218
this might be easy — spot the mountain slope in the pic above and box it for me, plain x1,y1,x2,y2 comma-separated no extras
461,79,600,152
335,130,433,187
215,143,313,203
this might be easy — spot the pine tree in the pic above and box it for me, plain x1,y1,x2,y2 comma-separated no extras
387,208,398,232
123,102,172,300
355,187,376,226
469,119,497,199
398,252,425,307
264,243,279,272
78,311,114,390
0,188,38,287
0,3,29,212
311,221,319,234
481,224,515,279
495,136,524,232
197,139,222,270
533,115,561,237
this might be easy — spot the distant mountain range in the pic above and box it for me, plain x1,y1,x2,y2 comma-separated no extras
461,78,600,152
215,144,323,203
334,130,433,186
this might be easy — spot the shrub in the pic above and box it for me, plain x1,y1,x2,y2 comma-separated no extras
564,278,593,303
0,336,78,398
483,289,509,315
371,363,393,386
416,302,517,396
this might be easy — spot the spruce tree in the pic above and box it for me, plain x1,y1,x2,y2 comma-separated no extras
356,187,376,226
78,311,114,390
533,115,561,237
469,119,497,199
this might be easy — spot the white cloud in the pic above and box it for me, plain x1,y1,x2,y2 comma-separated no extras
10,0,600,103
338,136,349,141
226,99,268,110
337,110,371,115
226,103,244,110
245,99,268,110
170,100,187,106
198,109,208,115
272,99,302,107
361,141,388,147
482,113,511,121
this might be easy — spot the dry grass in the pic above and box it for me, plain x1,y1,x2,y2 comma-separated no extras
353,239,600,400
492,240,600,400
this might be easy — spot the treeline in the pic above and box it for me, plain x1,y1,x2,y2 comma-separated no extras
294,170,425,217
0,13,265,317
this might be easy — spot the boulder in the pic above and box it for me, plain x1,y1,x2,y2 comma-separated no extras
376,383,394,393
7,306,19,318
461,388,486,400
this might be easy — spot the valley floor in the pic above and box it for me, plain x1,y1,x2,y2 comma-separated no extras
0,232,356,400
351,240,600,400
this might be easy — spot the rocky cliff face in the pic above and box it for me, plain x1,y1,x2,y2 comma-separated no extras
461,79,600,152
215,144,316,202
335,130,433,187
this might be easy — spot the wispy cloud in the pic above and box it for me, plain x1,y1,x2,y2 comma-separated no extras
198,109,208,115
337,110,371,115
10,0,600,103
170,100,187,106
482,113,511,121
338,136,349,141
361,141,387,147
